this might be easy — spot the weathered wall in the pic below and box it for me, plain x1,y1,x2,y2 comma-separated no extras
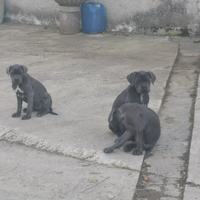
94,0,187,30
4,0,59,26
0,0,4,23
186,0,200,35
3,0,200,35
91,0,200,35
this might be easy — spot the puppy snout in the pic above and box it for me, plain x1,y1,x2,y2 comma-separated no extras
14,77,19,82
141,84,147,89
141,84,148,91
140,83,149,93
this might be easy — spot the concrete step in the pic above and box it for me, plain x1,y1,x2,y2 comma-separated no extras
134,53,200,200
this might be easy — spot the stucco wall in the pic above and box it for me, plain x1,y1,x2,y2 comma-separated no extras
3,0,200,35
93,0,188,34
4,0,59,26
186,0,200,35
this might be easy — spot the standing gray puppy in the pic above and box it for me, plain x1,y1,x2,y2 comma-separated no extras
6,64,58,120
108,71,156,134
104,103,160,155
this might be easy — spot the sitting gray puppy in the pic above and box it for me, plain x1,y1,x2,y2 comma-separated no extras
104,103,160,155
6,64,58,120
108,71,156,131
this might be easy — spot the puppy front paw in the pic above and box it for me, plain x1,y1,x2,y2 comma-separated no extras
141,93,149,106
132,149,143,155
103,148,113,154
22,115,31,120
12,113,21,118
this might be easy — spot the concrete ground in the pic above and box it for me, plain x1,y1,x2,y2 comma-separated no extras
0,23,199,200
172,37,200,200
134,38,200,200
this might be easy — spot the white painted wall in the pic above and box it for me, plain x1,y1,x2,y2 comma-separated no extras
4,0,59,26
3,0,200,35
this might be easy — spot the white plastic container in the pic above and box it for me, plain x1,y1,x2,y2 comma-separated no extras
0,0,4,23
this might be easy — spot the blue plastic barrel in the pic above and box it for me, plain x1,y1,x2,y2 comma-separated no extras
81,2,106,34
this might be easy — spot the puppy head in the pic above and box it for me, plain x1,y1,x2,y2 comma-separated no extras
6,64,28,90
127,71,156,94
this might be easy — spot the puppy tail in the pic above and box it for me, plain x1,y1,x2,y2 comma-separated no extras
50,109,58,115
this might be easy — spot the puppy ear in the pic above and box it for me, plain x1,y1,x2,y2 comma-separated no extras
20,65,28,73
6,66,12,75
127,72,137,86
147,71,156,84
109,108,118,122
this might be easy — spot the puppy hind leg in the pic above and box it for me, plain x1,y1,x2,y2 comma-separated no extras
132,127,145,155
104,131,133,153
37,93,52,117
125,142,155,154
123,135,136,152
37,106,58,117
124,142,137,152
143,143,156,151
37,106,50,117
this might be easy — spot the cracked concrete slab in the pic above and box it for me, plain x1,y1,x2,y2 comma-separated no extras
186,75,200,185
0,23,179,199
0,23,178,169
134,38,200,200
184,76,200,200
0,141,137,200
184,185,200,200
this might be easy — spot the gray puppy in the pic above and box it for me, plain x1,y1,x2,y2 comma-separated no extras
104,103,160,155
6,64,58,120
108,71,156,131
